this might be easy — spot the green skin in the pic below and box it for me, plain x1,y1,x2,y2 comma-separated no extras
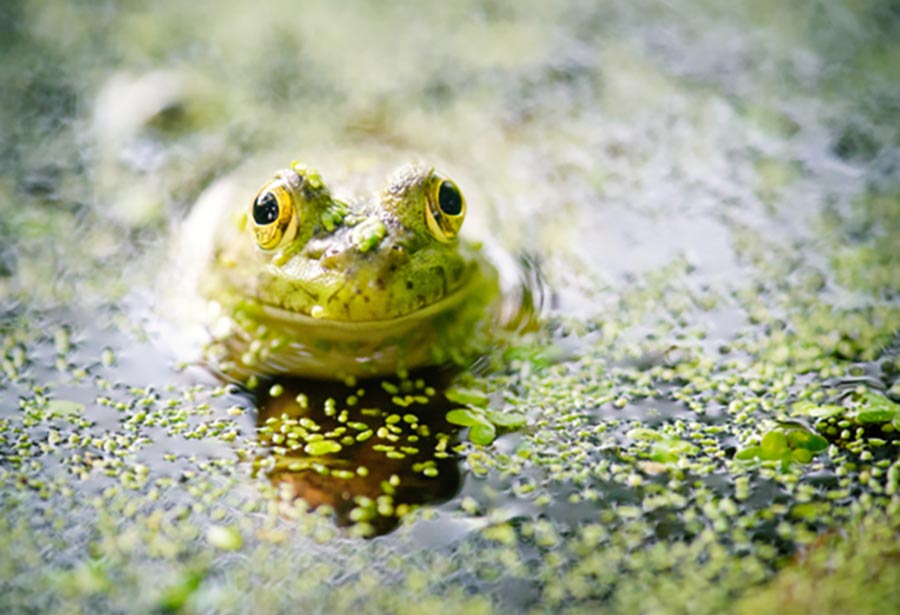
198,161,497,380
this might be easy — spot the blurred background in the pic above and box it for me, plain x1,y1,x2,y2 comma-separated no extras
2,0,896,312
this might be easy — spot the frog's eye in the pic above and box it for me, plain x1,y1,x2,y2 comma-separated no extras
250,176,299,251
425,176,466,243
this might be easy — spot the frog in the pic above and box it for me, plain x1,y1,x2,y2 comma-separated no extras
180,159,500,381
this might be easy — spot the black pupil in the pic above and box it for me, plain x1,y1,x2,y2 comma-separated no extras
253,192,279,225
438,181,462,216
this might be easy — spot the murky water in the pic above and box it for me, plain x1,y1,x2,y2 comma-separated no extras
2,0,899,613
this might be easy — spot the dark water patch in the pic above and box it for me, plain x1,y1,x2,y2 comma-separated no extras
252,371,465,536
832,119,882,162
804,469,840,489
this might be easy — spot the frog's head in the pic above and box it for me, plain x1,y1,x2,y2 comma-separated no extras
244,162,476,322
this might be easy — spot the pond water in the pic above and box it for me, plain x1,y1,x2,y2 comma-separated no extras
2,1,899,613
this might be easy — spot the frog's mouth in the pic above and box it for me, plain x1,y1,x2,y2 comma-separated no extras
255,263,484,331
213,257,498,379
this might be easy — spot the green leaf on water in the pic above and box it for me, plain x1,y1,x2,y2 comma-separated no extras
761,430,789,454
857,409,897,423
786,429,828,452
445,388,489,407
735,446,762,461
626,428,663,442
304,440,342,456
855,391,900,423
790,502,830,520
469,423,497,446
448,404,523,445
485,409,526,429
736,426,827,468
651,438,698,463
791,448,813,464
791,401,844,419
47,399,85,415
446,408,489,428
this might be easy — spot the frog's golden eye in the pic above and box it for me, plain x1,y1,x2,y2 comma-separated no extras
250,176,298,251
425,175,465,243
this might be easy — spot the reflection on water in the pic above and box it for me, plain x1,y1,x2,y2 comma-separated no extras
253,369,463,536
499,252,549,334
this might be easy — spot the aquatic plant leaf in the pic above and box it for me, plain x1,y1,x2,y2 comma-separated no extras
790,502,830,520
304,440,342,456
445,388,489,408
761,430,789,455
735,446,762,461
484,409,526,429
791,401,843,419
446,408,489,428
785,429,828,452
47,399,86,415
734,428,828,470
469,423,497,446
857,409,897,423
626,428,663,442
791,448,813,464
651,438,698,463
737,427,826,467
854,391,900,423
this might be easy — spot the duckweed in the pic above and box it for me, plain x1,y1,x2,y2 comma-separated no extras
3,0,900,613
735,426,828,468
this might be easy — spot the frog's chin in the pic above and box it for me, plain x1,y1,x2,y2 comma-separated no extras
211,260,498,380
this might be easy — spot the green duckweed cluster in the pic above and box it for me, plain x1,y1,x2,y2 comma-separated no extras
2,0,900,613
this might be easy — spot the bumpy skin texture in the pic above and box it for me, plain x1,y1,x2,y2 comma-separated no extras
196,161,496,380
263,164,470,321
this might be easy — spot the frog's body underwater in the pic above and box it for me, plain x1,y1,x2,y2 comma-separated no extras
178,159,499,381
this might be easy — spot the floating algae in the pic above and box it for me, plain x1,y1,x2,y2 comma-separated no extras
2,0,900,613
